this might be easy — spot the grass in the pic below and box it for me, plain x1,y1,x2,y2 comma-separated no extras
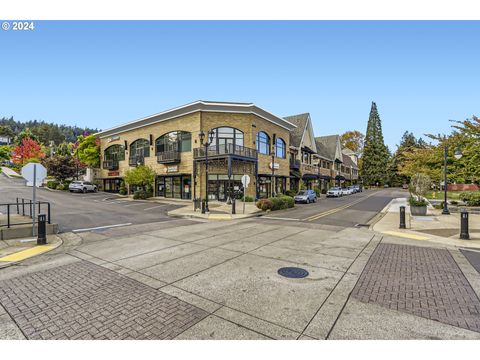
425,190,476,200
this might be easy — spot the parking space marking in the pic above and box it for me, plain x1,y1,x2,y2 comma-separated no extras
72,223,132,233
122,202,151,207
143,205,167,211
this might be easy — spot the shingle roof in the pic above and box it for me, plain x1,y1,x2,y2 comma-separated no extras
283,113,309,148
314,139,332,160
315,135,340,161
342,153,358,168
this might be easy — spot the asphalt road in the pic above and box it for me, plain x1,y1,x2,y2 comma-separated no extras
0,174,193,232
257,188,407,227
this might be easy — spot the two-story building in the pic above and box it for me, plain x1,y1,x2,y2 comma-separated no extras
341,149,360,185
96,101,296,201
315,135,345,187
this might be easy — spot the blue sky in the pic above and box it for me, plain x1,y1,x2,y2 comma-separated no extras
1,21,479,150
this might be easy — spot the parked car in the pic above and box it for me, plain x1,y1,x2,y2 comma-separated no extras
342,187,354,195
348,186,357,194
354,185,362,192
69,181,97,193
326,187,343,197
294,190,317,204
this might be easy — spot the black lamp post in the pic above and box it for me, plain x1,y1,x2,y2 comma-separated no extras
442,145,462,215
199,129,214,213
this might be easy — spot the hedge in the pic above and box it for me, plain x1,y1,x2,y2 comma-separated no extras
459,191,480,206
256,195,294,211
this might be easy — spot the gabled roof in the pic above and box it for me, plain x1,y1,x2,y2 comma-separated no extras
96,100,297,138
314,138,333,161
283,113,309,148
342,153,358,169
316,135,343,162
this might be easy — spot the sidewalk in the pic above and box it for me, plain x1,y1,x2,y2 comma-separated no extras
372,197,480,248
167,200,261,220
0,235,62,268
0,167,21,178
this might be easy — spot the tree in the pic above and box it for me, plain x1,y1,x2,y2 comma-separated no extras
76,134,100,168
0,125,14,139
388,131,426,186
14,128,39,145
340,130,365,154
56,142,73,156
361,102,390,185
124,165,156,192
44,155,77,183
0,145,11,161
11,138,45,165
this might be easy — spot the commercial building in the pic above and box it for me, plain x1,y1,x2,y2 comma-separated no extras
96,101,296,201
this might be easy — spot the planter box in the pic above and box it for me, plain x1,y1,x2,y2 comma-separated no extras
410,205,427,216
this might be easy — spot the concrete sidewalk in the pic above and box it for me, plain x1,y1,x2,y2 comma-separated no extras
0,167,21,178
372,197,480,248
0,235,62,268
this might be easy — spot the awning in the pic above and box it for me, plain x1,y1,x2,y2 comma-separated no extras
335,175,346,181
319,175,331,180
290,170,301,179
302,174,318,180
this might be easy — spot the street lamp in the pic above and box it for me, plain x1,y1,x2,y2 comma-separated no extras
199,129,214,213
442,145,462,215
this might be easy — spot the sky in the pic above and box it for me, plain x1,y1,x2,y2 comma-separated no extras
1,21,479,151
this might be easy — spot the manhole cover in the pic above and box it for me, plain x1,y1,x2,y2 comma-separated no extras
277,267,309,278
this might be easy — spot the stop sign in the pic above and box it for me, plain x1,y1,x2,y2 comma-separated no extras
21,163,47,187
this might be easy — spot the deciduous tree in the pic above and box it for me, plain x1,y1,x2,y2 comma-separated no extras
11,138,45,165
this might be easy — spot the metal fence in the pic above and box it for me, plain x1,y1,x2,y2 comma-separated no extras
0,198,51,228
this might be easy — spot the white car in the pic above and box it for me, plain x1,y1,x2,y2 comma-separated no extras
69,181,97,193
343,187,354,195
326,187,343,197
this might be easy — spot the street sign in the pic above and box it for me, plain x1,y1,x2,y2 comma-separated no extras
21,163,47,187
241,174,250,188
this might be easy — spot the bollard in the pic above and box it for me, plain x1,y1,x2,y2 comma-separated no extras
460,210,470,240
37,214,47,245
399,206,406,229
201,199,206,214
232,197,236,215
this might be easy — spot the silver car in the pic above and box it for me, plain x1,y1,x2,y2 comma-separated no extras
294,190,317,204
69,181,97,193
326,187,343,197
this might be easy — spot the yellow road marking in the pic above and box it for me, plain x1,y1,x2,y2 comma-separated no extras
0,245,54,263
305,192,378,221
382,231,430,241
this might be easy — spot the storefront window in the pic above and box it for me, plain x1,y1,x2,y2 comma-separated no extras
275,138,286,158
256,132,270,155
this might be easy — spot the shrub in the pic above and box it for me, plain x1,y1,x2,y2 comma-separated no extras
47,180,59,189
408,196,428,207
461,192,480,206
313,187,321,197
243,196,254,202
321,188,327,194
450,200,458,205
133,189,148,200
285,190,297,197
276,195,294,209
409,173,431,198
119,182,127,196
55,183,65,190
256,198,273,211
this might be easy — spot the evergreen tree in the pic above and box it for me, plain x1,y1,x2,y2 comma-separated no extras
361,102,390,185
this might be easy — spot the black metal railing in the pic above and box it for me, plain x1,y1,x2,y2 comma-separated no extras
103,159,119,170
129,156,145,166
290,159,300,170
193,144,257,160
157,150,181,164
0,198,51,228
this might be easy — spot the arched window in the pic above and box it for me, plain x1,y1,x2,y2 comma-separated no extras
104,144,125,161
210,127,244,152
256,131,270,155
275,138,286,159
130,139,150,158
156,131,191,154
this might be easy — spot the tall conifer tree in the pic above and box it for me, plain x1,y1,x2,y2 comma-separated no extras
362,102,390,185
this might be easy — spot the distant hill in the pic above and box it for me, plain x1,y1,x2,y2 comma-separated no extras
0,116,100,144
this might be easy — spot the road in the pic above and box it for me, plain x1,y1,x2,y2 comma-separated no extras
0,173,193,232
257,188,407,227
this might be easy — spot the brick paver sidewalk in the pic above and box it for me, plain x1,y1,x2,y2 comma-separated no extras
352,243,480,333
0,261,207,339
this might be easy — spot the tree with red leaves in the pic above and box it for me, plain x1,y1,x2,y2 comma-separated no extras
11,137,45,165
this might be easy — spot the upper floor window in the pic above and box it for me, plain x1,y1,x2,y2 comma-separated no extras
210,127,244,152
275,138,286,159
104,144,125,161
256,131,270,155
156,131,191,154
130,139,150,158
302,151,310,164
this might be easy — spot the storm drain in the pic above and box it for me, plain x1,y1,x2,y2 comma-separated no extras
277,267,309,278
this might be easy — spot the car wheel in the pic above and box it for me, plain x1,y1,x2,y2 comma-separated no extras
306,199,310,204
314,197,317,203
93,187,97,193
83,187,87,193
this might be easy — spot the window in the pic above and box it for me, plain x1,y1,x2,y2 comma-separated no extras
256,131,270,155
130,139,150,158
211,127,244,151
104,144,125,161
156,131,191,154
302,151,310,164
275,138,286,159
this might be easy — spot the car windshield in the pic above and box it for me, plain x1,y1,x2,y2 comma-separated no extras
297,191,307,196
71,181,81,185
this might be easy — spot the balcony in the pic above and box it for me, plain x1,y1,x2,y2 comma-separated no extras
129,156,144,167
157,150,181,164
290,159,300,170
103,160,119,170
301,163,318,175
193,144,257,161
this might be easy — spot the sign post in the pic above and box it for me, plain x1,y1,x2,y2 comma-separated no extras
241,174,250,214
21,163,47,237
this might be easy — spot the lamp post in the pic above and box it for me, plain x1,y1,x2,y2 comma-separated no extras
271,135,276,197
442,145,462,215
199,129,214,213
